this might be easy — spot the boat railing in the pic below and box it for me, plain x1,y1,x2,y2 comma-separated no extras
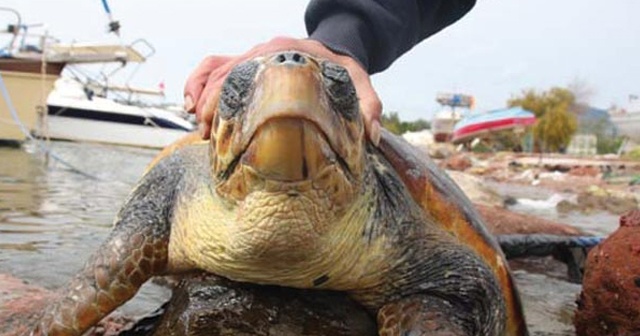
0,7,23,53
0,7,60,59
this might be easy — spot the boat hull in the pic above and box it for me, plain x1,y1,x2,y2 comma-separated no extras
452,107,536,144
0,65,61,143
45,115,190,149
432,110,462,143
432,118,457,142
42,78,194,149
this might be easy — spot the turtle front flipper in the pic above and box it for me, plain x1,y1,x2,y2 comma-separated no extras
32,227,168,336
32,159,181,335
364,242,507,336
377,296,468,335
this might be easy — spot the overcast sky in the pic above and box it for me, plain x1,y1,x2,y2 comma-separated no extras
2,0,639,121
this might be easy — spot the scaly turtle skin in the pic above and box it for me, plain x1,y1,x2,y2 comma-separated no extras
33,52,528,335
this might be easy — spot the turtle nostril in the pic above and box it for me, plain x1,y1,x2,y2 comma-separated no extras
273,52,307,66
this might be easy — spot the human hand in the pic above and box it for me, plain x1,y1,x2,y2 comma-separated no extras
183,37,382,145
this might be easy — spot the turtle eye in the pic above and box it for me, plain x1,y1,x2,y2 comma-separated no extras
321,61,359,121
219,60,260,119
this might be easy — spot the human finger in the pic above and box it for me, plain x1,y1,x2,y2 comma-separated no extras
360,89,383,147
195,67,230,139
183,55,233,113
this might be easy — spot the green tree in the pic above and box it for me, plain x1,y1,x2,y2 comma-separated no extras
402,118,431,133
381,111,403,135
381,111,431,135
508,87,578,152
581,117,624,154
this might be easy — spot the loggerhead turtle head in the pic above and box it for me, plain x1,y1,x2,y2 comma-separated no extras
211,51,366,198
208,51,368,259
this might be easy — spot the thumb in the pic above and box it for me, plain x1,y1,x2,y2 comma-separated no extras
184,55,233,112
357,80,382,147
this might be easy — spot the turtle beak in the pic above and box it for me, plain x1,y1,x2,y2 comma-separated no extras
241,117,336,181
227,52,351,182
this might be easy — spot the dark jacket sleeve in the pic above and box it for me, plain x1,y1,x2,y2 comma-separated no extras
305,0,476,74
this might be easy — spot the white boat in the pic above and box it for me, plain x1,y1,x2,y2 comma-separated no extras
452,107,536,144
431,93,474,142
0,7,193,148
45,78,194,148
432,109,463,142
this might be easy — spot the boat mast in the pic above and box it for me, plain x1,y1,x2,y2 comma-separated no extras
100,0,121,37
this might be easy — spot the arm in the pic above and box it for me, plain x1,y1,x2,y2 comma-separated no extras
306,0,477,74
32,163,181,335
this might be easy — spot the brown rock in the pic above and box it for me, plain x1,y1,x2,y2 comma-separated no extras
0,274,53,336
567,166,600,177
0,273,135,336
476,204,583,236
428,143,456,159
443,153,472,171
557,186,639,215
620,209,640,227
575,210,640,336
578,191,637,215
143,273,376,336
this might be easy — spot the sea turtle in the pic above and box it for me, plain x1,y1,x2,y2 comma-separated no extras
32,51,528,335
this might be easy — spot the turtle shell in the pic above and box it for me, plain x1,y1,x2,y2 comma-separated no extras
377,129,527,335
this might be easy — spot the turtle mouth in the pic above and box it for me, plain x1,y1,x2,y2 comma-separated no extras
224,117,351,183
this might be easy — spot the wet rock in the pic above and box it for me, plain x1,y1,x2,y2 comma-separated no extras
557,185,638,215
575,210,640,336
0,273,135,336
443,153,472,171
138,273,376,336
503,196,518,206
